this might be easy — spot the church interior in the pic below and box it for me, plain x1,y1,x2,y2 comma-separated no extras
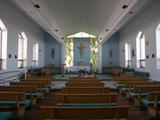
0,0,160,120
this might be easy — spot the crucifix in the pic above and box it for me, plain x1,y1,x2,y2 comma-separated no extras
78,43,86,60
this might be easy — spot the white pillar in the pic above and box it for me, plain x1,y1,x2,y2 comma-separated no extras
97,44,102,73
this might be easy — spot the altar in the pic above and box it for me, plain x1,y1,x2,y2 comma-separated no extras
66,66,90,73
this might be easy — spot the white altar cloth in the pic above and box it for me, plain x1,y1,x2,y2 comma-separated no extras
66,66,90,72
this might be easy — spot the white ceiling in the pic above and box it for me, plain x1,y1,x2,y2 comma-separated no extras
9,0,154,43
44,0,118,36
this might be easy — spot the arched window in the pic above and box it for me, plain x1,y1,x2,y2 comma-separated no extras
136,31,146,68
156,23,160,69
125,43,131,67
0,19,7,70
18,32,27,68
33,43,39,67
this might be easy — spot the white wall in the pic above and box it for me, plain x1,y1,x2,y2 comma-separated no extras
119,0,160,80
0,0,45,72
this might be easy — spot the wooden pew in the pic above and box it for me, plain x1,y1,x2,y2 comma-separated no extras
10,81,47,87
10,81,49,96
116,79,148,92
41,105,130,119
26,76,54,80
55,93,118,105
69,76,97,80
126,81,160,90
145,92,160,117
133,85,160,96
0,92,27,117
21,76,54,81
113,72,134,81
61,87,110,94
129,85,160,105
20,79,53,87
116,77,147,82
65,82,105,87
117,79,148,88
117,79,149,84
119,81,160,94
68,79,101,83
0,86,40,105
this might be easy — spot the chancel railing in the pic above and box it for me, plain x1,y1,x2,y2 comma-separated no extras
0,70,26,86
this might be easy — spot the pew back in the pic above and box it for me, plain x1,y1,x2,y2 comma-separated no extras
0,91,25,101
55,93,118,103
41,105,130,119
65,82,104,87
61,87,110,94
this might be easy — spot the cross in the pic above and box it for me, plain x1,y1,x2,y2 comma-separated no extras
78,43,86,59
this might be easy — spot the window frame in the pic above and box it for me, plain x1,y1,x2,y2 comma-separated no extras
136,32,146,68
0,27,3,70
125,43,131,67
0,19,7,70
33,43,39,67
156,23,160,69
18,32,27,68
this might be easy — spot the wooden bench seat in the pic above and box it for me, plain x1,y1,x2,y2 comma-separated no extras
128,85,160,105
141,92,160,107
117,79,149,84
0,86,40,105
55,93,118,105
20,78,53,84
61,87,110,94
41,105,130,119
27,77,54,79
10,81,49,93
65,82,105,87
129,85,160,97
141,92,160,117
68,79,101,83
69,77,97,80
0,91,29,117
119,81,160,93
10,81,47,87
116,75,147,81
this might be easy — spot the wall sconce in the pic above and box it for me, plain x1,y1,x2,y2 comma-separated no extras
146,55,149,59
122,50,125,52
39,49,42,52
15,55,17,59
8,54,11,58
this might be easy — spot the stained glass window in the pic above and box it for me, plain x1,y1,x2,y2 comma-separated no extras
90,38,98,71
65,38,73,67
